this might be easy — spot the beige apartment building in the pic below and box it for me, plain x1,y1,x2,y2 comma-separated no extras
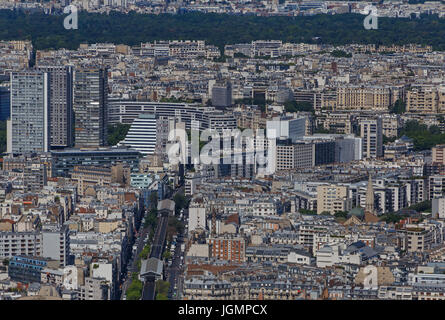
316,184,351,214
399,226,433,253
381,114,402,138
314,91,337,111
406,86,445,113
360,117,383,159
71,163,130,196
355,266,395,286
323,113,353,134
336,86,391,111
432,144,445,164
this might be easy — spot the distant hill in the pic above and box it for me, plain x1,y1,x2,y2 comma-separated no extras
0,11,444,51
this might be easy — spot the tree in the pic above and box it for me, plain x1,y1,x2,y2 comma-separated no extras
383,135,397,144
156,293,168,300
399,120,445,151
1,12,445,52
284,101,313,113
299,209,317,215
234,52,249,58
163,251,172,260
380,213,404,224
126,273,143,300
155,280,170,300
107,123,131,146
173,193,189,215
144,207,158,229
408,200,431,212
390,99,406,114
149,191,158,210
334,211,348,219
330,50,352,58
139,244,151,260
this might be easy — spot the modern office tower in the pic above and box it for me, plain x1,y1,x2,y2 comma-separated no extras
211,80,232,108
121,114,157,155
73,67,108,148
275,139,313,171
267,116,307,142
0,85,10,120
314,140,336,165
360,117,383,159
37,65,74,148
8,71,50,154
156,115,172,153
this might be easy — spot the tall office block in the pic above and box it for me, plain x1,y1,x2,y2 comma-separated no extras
211,80,232,108
0,85,10,121
37,65,74,148
73,67,108,148
267,116,307,142
8,71,50,154
360,117,383,159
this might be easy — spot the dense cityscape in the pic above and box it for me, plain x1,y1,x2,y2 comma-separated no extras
0,1,444,303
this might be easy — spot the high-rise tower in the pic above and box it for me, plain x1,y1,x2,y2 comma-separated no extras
73,67,108,148
8,71,50,154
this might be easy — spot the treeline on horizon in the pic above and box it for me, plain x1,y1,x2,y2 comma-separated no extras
1,10,445,51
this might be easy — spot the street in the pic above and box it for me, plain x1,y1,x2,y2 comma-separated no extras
167,208,188,300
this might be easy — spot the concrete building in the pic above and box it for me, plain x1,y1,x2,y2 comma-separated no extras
121,114,157,155
211,80,232,108
432,144,445,165
0,85,10,121
267,116,307,142
50,147,140,177
275,140,313,171
189,204,206,233
73,67,108,148
407,86,439,113
432,197,445,219
8,256,59,284
336,86,391,111
37,65,74,148
8,71,50,154
316,184,351,214
41,225,70,267
207,235,246,263
360,117,383,159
